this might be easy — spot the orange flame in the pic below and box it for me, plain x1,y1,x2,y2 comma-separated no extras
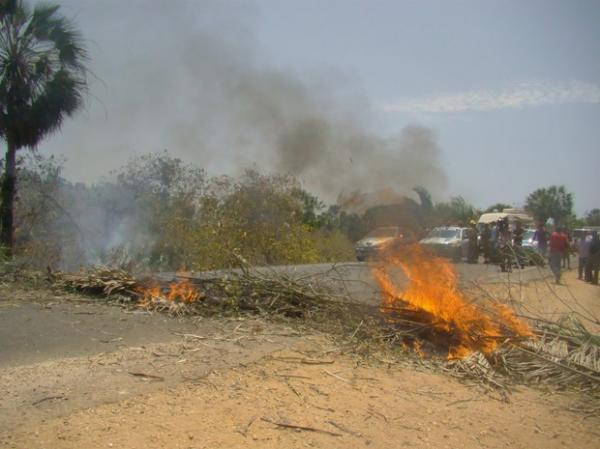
372,242,532,359
137,278,202,304
165,279,201,303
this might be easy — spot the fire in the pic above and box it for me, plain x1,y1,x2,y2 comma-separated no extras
137,278,202,304
166,278,202,302
372,242,532,359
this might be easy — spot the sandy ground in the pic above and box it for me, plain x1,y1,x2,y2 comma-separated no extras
467,267,600,333
0,269,598,449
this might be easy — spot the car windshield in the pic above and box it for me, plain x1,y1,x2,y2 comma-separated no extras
523,229,535,240
573,229,596,240
366,227,398,238
428,228,460,239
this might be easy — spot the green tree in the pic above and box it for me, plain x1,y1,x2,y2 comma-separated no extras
524,186,574,226
585,208,600,227
0,0,87,254
291,188,325,228
12,152,86,268
364,201,422,236
484,203,512,213
433,196,479,226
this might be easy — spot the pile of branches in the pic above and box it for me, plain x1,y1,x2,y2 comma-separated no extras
50,264,600,397
449,319,600,395
49,263,355,316
50,266,139,297
495,317,600,389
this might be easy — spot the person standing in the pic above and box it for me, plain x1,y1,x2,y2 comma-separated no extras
587,232,600,285
481,223,491,264
497,218,512,272
561,228,571,270
533,224,548,258
513,221,525,268
577,232,592,281
467,221,479,264
490,223,499,263
513,221,524,246
549,228,568,284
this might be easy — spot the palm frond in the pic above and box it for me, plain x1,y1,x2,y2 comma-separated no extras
16,68,85,146
26,3,87,68
0,0,18,21
0,0,87,148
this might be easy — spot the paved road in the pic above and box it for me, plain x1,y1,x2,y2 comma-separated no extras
161,260,551,304
0,298,204,368
1,260,550,369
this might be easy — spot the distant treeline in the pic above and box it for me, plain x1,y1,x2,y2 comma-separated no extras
3,151,592,270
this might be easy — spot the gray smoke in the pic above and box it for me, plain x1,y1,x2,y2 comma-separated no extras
48,0,447,204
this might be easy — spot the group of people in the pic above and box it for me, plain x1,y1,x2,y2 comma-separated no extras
532,225,599,285
474,220,600,285
477,219,528,270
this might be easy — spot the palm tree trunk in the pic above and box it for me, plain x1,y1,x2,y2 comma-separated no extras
0,142,17,256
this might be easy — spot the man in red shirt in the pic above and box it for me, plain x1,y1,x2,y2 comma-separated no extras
549,227,568,284
560,229,572,270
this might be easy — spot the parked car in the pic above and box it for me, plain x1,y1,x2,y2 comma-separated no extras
573,227,600,241
521,228,538,250
419,226,469,261
354,226,403,261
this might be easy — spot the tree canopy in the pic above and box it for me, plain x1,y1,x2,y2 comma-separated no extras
433,196,479,226
585,208,600,227
524,185,574,226
484,203,512,213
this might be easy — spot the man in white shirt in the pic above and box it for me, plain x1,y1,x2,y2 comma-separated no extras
577,233,592,281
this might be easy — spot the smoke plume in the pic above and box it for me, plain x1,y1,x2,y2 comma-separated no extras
47,0,447,204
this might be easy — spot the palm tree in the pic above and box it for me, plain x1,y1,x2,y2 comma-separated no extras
0,0,87,255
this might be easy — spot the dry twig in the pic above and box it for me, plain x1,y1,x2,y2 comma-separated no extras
260,417,342,437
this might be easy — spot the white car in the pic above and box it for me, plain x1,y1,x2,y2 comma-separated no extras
419,227,469,261
354,226,403,261
521,229,538,250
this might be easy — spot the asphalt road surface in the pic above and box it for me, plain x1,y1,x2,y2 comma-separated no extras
0,298,205,368
161,260,551,304
1,260,550,370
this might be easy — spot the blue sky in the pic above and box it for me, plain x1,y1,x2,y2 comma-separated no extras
48,0,599,215
253,1,600,94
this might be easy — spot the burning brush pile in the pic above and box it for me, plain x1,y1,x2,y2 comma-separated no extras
50,246,600,394
372,243,599,394
373,242,533,360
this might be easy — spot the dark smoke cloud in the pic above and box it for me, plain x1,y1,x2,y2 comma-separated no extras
47,0,447,204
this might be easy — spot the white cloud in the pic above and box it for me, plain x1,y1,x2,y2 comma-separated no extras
381,80,600,113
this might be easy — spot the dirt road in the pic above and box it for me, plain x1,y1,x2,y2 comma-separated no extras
0,268,598,449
